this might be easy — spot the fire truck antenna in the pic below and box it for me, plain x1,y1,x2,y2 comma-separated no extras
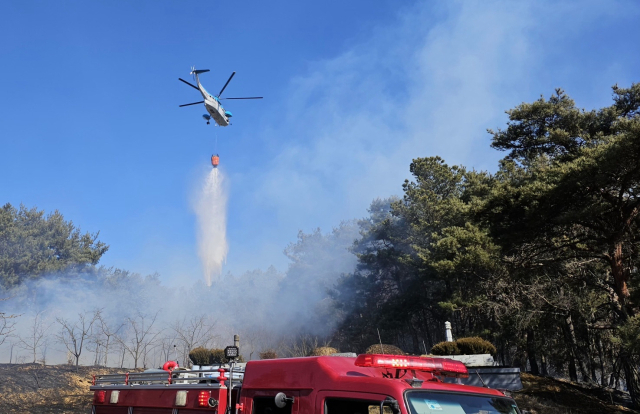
377,328,384,354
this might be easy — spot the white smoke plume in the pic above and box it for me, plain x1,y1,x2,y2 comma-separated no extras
194,169,228,286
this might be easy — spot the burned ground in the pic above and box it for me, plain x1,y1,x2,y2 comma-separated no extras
0,363,127,414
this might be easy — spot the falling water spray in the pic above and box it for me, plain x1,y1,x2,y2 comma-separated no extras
194,168,228,286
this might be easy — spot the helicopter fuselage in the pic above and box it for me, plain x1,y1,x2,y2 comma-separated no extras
197,83,230,127
203,96,230,127
194,73,231,127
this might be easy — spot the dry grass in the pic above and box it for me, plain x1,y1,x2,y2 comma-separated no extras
513,373,638,414
0,363,129,414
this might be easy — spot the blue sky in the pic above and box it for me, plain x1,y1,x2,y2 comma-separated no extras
1,0,639,285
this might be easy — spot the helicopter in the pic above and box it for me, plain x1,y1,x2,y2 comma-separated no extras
179,68,262,126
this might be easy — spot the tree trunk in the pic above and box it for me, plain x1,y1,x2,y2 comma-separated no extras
563,314,578,382
409,322,420,354
622,353,640,409
597,337,606,387
568,356,578,382
609,358,619,388
526,329,539,375
104,338,110,367
588,335,597,383
94,344,100,366
564,314,591,382
610,242,630,300
513,341,527,372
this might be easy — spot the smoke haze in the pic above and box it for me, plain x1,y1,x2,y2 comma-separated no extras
194,169,228,286
0,220,360,366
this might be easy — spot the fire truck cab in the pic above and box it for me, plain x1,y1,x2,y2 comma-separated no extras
90,354,521,414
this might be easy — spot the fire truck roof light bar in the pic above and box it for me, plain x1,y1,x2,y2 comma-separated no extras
354,354,469,378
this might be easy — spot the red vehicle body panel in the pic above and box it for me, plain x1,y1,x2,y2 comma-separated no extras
90,356,509,414
240,357,505,414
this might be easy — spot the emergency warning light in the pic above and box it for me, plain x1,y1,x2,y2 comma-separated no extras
354,354,469,378
94,390,106,404
198,391,211,407
224,346,239,360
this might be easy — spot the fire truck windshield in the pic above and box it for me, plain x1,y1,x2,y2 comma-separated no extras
406,391,520,414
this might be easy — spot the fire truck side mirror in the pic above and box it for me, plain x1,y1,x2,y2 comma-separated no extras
274,392,294,408
379,397,400,414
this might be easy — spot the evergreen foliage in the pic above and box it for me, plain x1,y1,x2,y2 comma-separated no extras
430,341,461,356
188,347,244,365
430,338,495,355
364,344,404,355
259,350,278,359
310,346,338,356
455,337,496,356
188,347,211,365
330,83,640,408
210,348,227,364
0,203,108,288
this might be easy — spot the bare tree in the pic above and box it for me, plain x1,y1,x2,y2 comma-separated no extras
239,327,276,361
172,314,217,367
0,297,18,346
95,310,123,367
7,340,18,363
117,311,162,369
281,334,331,357
88,334,103,366
142,340,164,368
157,333,179,366
18,311,48,364
55,310,98,371
39,341,49,365
115,339,127,368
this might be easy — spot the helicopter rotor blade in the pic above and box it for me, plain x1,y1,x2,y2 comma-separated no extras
179,78,200,90
217,71,236,97
179,101,205,107
221,97,263,100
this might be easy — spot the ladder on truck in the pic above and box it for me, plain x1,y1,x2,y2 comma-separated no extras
93,365,246,387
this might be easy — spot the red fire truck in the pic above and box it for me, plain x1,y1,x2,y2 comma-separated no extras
90,351,522,414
